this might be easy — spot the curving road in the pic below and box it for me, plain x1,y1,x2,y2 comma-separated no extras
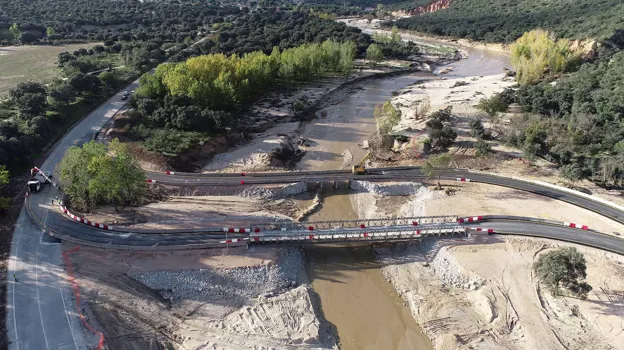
7,83,138,350
146,167,624,225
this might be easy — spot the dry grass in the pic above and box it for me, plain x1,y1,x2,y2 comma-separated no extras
0,43,100,97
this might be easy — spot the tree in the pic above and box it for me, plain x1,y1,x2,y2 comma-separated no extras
8,82,48,119
422,154,452,189
374,100,401,135
9,23,21,41
58,52,76,66
98,71,117,89
534,247,592,299
511,30,581,84
560,162,584,183
475,139,492,157
390,26,401,43
46,27,55,37
426,107,457,150
70,73,102,99
87,139,147,211
50,83,76,108
469,119,489,139
56,140,146,211
366,43,383,65
477,94,508,118
0,165,10,214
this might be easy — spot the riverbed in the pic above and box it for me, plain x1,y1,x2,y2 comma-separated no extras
303,20,511,350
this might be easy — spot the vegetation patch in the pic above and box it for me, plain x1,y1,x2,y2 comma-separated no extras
394,0,624,42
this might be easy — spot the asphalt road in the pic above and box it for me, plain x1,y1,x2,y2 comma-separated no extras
146,167,624,225
7,83,137,350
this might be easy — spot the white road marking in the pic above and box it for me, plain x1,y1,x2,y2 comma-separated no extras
58,272,79,350
35,241,51,350
10,223,20,350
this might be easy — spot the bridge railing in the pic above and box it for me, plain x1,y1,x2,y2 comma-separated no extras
251,225,467,244
250,215,458,231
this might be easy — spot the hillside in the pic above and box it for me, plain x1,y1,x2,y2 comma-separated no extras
394,0,624,42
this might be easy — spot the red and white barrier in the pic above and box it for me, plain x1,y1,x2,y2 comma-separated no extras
165,171,175,175
223,227,251,233
564,222,589,230
59,205,113,230
220,238,246,244
469,227,494,234
457,216,483,223
146,179,156,183
456,177,471,182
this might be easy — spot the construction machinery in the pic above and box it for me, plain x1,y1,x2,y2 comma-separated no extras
352,152,371,175
27,167,51,193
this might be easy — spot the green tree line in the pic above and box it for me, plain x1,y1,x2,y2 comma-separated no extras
393,0,624,43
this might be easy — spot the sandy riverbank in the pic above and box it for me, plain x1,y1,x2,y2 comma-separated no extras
348,181,624,350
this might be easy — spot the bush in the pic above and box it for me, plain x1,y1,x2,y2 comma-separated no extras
477,94,508,117
534,247,592,299
426,107,457,150
469,119,489,139
474,139,492,157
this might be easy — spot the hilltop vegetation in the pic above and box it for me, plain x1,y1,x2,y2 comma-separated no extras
486,30,624,186
394,0,624,42
0,0,242,45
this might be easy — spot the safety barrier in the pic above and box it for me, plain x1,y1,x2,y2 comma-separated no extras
59,205,114,230
457,216,483,223
62,247,105,350
477,215,592,231
565,222,589,230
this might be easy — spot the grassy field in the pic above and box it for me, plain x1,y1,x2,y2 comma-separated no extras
0,43,100,98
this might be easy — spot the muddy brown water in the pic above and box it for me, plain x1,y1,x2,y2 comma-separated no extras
306,187,433,349
302,29,510,349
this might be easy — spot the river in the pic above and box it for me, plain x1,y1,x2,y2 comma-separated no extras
302,21,510,350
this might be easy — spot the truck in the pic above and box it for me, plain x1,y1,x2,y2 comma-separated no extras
352,152,371,175
27,167,51,193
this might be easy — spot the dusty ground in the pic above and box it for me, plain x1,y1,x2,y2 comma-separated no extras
69,243,337,350
377,237,624,350
0,43,100,97
83,192,320,229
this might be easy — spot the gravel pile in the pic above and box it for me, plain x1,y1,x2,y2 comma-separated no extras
351,180,422,196
130,247,304,305
430,246,484,290
240,182,307,199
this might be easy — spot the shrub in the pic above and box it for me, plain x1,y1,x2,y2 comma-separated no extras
534,247,592,299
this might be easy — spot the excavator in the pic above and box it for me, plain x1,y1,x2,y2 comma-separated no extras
352,152,371,175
